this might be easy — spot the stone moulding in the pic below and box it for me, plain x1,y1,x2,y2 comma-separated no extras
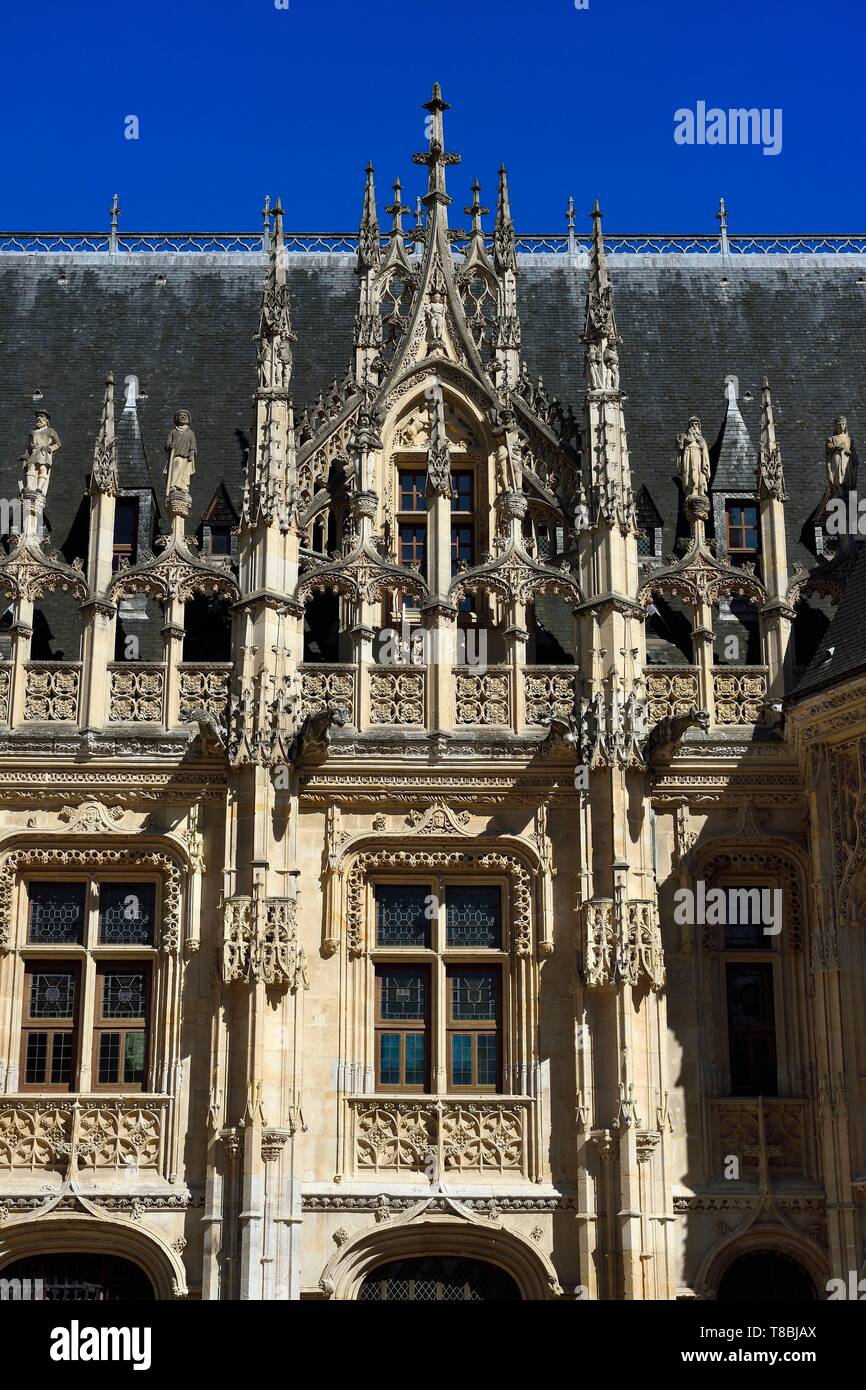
0,1096,169,1176
580,897,665,990
341,845,535,958
0,844,183,954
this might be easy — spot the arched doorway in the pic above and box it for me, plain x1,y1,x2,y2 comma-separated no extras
358,1255,521,1302
1,1254,155,1301
717,1251,816,1302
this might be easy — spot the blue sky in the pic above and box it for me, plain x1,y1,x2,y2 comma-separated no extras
0,0,862,234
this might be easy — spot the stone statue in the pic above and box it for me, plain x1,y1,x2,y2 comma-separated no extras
826,415,854,490
24,410,61,495
165,410,197,496
676,416,711,500
425,265,447,353
587,343,604,391
603,345,620,392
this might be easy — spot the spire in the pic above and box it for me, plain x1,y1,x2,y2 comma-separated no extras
91,371,118,496
412,82,461,208
382,178,412,271
584,200,617,345
493,166,516,275
759,376,786,500
357,162,380,274
109,194,120,253
464,178,488,244
256,195,295,392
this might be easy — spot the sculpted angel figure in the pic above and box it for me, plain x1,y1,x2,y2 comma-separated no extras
676,416,711,500
826,415,854,490
165,410,197,496
24,410,61,496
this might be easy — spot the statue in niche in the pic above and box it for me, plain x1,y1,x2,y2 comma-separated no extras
23,410,61,496
425,265,447,353
165,410,197,497
826,415,854,491
587,343,604,391
676,416,711,500
603,345,620,392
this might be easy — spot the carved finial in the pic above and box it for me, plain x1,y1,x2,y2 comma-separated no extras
413,195,425,242
464,177,488,239
385,178,409,240
261,194,271,254
493,165,516,274
357,162,380,274
91,372,118,497
109,193,120,252
717,196,730,255
583,200,617,347
256,193,295,392
759,377,786,501
413,82,460,206
566,195,577,253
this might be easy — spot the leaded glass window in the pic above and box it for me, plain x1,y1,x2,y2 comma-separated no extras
28,882,86,944
376,885,431,947
447,967,499,1091
445,885,501,947
21,964,78,1090
375,966,428,1091
98,883,155,945
93,965,149,1090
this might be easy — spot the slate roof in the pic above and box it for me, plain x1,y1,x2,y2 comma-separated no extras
1,250,864,577
788,540,866,700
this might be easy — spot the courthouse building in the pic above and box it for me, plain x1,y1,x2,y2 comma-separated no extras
0,88,865,1301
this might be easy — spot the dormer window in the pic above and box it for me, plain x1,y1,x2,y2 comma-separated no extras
112,497,139,572
725,502,760,559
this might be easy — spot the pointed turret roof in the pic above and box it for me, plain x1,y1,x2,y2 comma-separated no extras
712,377,757,492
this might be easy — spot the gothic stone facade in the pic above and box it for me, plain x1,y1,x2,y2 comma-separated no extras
0,88,864,1302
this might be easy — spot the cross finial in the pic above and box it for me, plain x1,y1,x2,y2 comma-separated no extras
385,178,410,236
464,178,489,236
413,82,461,206
261,194,271,254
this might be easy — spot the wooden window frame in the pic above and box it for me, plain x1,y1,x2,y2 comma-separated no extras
20,960,81,1092
374,963,431,1093
446,964,500,1092
370,877,507,1097
91,962,151,1092
725,501,760,555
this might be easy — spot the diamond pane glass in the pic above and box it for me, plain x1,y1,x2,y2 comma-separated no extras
101,972,146,1020
30,972,75,1019
445,886,501,947
358,1257,520,1301
379,968,426,1020
450,969,497,1021
376,886,430,947
98,883,155,945
28,883,85,944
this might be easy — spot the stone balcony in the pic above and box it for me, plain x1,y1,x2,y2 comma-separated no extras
0,1095,171,1178
706,1096,814,1187
348,1096,533,1179
644,664,769,728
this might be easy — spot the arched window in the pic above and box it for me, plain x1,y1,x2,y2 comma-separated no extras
717,1251,815,1302
1,1254,155,1301
358,1256,520,1301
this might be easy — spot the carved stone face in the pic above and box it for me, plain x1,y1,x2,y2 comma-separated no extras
174,410,192,427
688,416,701,432
34,413,49,428
835,416,847,433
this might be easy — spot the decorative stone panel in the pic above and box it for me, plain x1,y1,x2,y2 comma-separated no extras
0,663,10,724
178,662,231,725
350,1097,530,1177
0,1096,168,1174
709,1097,810,1183
712,666,768,725
523,668,577,726
644,666,700,723
108,663,165,722
455,668,510,726
24,662,81,722
580,897,664,989
222,894,306,990
300,664,355,721
369,668,425,726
